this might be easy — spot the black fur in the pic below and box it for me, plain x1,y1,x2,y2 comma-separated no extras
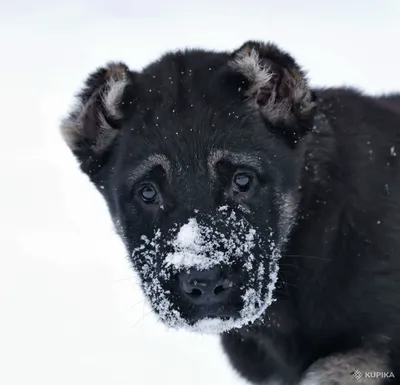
60,41,400,385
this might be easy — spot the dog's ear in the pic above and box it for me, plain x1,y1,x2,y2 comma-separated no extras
229,41,317,142
60,62,136,175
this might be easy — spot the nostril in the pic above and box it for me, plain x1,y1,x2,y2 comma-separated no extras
213,284,226,295
190,288,203,297
179,269,235,304
181,279,204,297
214,279,234,296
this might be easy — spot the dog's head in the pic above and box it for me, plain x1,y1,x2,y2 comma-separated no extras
61,41,317,334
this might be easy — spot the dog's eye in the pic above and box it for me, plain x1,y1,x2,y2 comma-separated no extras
233,172,253,192
139,183,158,203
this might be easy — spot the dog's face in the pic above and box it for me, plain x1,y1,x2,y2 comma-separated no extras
61,41,317,333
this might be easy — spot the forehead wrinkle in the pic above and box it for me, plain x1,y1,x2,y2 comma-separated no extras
207,149,264,179
128,154,172,185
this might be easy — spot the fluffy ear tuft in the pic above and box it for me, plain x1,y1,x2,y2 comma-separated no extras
229,41,317,134
60,62,136,173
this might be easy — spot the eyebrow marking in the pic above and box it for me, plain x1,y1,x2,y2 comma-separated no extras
128,154,172,185
207,149,264,180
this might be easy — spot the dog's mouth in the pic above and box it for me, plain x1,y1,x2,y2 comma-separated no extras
138,253,280,334
168,281,277,334
187,307,239,324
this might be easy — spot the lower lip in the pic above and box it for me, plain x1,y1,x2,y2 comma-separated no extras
189,308,238,323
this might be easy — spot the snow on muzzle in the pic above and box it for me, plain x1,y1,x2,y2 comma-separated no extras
131,206,281,334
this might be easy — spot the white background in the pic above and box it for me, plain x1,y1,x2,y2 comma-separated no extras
1,1,400,384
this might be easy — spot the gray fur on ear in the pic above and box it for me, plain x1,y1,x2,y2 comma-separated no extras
60,62,132,154
229,41,316,127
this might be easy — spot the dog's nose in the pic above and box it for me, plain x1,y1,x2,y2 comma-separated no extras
179,267,234,305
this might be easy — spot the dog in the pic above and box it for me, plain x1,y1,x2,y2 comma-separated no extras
60,41,400,384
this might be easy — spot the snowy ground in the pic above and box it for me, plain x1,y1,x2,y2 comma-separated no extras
1,1,400,384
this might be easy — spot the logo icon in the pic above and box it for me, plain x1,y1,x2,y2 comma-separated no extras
353,370,363,381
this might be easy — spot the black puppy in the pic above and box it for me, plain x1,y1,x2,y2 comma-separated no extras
60,41,400,385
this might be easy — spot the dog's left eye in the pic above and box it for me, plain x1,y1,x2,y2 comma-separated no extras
139,183,159,204
233,172,253,192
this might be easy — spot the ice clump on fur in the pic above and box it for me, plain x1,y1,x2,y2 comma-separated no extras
164,218,210,269
164,216,257,271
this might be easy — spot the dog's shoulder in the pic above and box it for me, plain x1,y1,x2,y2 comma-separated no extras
289,86,400,346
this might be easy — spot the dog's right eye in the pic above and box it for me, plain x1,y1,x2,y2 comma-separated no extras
233,173,252,192
138,183,159,204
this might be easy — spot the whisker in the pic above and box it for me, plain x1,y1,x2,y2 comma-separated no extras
273,289,290,297
141,298,154,316
279,263,300,269
156,317,171,333
112,276,137,284
132,298,145,308
282,282,300,289
132,310,154,329
282,254,331,261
